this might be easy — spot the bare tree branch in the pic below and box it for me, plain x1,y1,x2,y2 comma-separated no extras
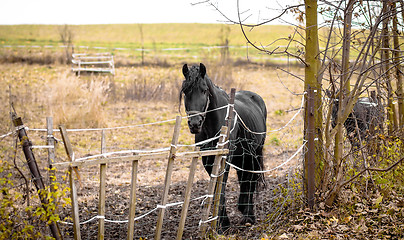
207,0,304,27
341,156,404,188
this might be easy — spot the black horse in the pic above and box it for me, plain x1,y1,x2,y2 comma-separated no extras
180,63,267,230
329,92,383,148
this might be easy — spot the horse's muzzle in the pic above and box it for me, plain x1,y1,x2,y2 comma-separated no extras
187,115,203,134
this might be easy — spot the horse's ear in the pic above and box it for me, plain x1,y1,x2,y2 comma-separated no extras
182,64,189,77
199,63,206,78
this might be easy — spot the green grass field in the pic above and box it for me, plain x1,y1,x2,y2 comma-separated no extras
0,23,303,64
0,23,296,47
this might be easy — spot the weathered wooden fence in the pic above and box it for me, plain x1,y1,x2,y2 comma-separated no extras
49,115,230,240
71,53,115,76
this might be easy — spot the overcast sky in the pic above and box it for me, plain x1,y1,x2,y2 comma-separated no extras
0,0,299,25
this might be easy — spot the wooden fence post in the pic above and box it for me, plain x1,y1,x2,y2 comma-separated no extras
154,116,182,240
47,117,56,191
59,125,81,240
98,165,107,239
127,158,139,240
98,130,107,240
176,146,200,240
211,88,235,230
200,126,228,237
11,113,62,240
78,59,81,77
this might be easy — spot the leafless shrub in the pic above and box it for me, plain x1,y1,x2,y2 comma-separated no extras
58,24,74,64
123,69,181,102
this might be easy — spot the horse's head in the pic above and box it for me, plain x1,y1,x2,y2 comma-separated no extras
180,63,213,134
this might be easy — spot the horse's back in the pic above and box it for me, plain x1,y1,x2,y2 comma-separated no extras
354,97,383,125
234,90,267,137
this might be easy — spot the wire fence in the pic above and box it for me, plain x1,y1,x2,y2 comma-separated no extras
0,92,306,239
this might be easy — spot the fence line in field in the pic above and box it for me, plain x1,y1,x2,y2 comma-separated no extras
0,131,13,139
1,44,303,64
268,92,306,132
74,134,223,162
226,140,307,174
0,92,305,140
1,44,250,52
233,91,306,135
6,105,230,134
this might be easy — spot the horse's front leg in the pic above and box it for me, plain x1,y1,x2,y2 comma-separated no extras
237,170,258,225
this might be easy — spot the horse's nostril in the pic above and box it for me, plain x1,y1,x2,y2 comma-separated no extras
188,118,202,128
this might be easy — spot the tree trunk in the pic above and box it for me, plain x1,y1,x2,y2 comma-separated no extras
381,0,398,133
325,0,355,207
304,0,323,205
341,0,355,94
392,1,403,127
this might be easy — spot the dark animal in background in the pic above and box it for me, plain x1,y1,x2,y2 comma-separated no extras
180,63,267,230
329,92,383,148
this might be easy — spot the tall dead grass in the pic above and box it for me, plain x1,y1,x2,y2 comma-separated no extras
120,62,242,103
47,72,109,128
0,49,67,65
121,66,181,102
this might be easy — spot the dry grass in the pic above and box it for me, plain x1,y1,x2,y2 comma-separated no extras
0,48,67,65
0,23,302,67
47,72,110,128
0,61,304,185
0,62,304,146
120,65,182,102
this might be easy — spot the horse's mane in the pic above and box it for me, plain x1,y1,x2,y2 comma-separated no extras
179,65,219,113
180,65,200,94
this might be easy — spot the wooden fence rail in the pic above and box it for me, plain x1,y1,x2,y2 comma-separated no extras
71,53,115,76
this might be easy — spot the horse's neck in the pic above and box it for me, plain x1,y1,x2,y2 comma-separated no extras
202,86,229,138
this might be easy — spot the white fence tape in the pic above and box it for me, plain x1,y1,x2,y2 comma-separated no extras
58,194,213,226
75,148,170,161
0,131,13,139
1,93,304,136
226,140,307,174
